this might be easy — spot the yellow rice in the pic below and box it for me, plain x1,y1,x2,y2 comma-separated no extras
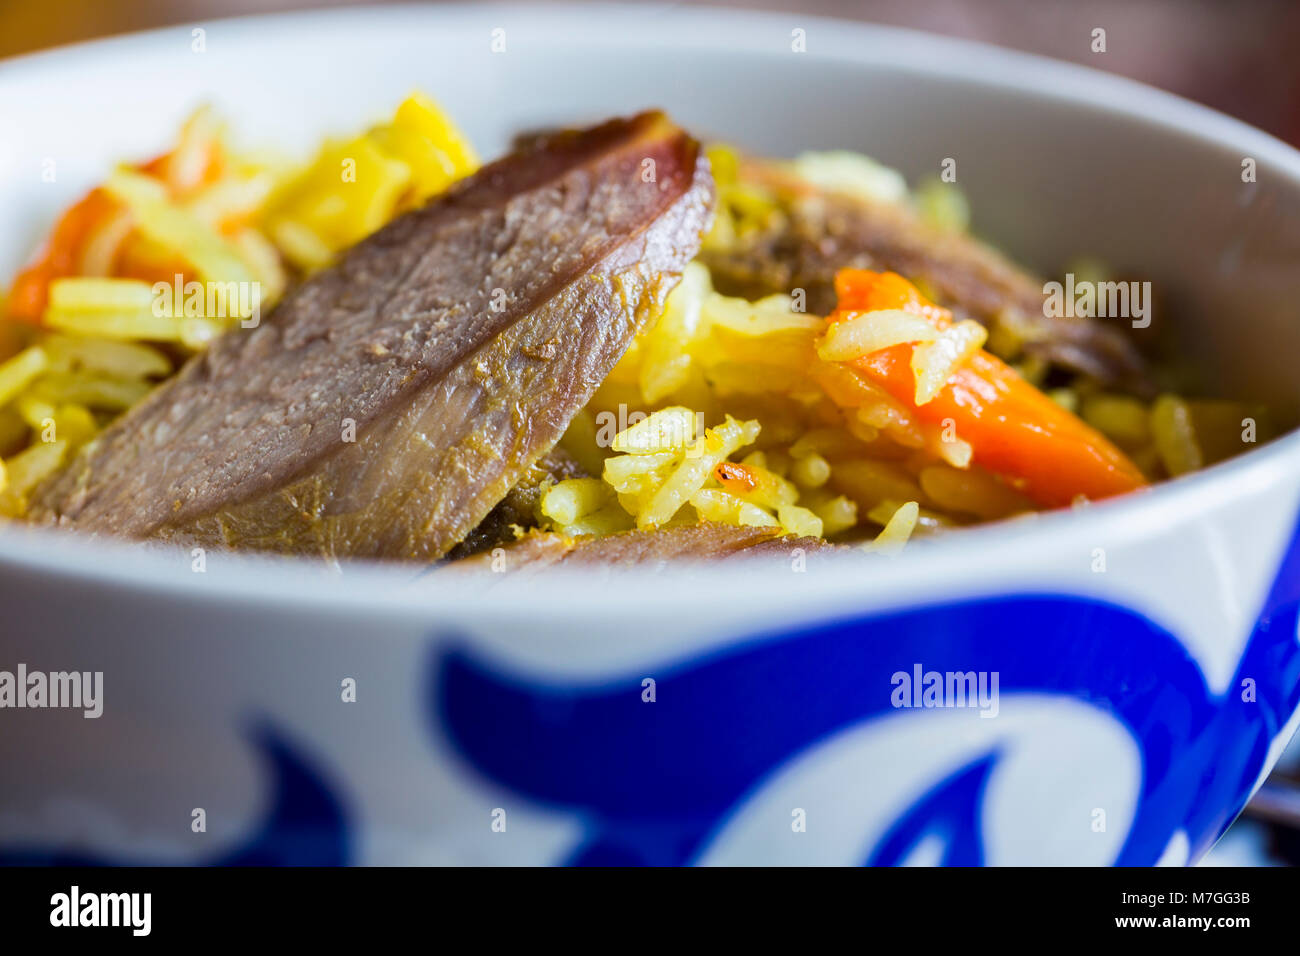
0,93,477,517
0,108,1268,553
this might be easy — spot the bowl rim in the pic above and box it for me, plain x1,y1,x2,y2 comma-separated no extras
3,1,1300,617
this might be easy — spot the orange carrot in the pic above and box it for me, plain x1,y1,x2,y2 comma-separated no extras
829,269,1147,507
6,189,120,323
5,139,222,325
114,234,191,288
140,142,225,196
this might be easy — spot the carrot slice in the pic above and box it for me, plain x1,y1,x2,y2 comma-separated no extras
5,138,222,325
6,189,120,323
828,269,1147,507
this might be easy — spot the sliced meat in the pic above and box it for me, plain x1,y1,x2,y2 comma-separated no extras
701,165,1151,393
444,446,587,560
30,112,715,560
448,521,841,573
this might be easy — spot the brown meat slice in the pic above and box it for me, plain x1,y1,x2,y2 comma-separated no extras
700,165,1151,393
447,521,841,573
444,446,587,560
29,112,715,560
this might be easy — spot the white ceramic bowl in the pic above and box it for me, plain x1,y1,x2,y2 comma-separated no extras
1,3,1299,866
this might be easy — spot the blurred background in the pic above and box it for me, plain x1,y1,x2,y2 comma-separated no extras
4,0,1299,866
4,0,1300,145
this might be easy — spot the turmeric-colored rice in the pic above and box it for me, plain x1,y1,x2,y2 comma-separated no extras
0,93,477,515
0,103,1268,554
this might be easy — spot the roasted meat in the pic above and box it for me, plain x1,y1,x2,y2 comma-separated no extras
29,112,715,560
445,447,588,560
700,168,1151,393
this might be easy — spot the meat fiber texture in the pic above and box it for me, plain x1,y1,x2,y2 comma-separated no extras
30,112,715,561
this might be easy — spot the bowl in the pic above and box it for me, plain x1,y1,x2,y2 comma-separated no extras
1,2,1299,866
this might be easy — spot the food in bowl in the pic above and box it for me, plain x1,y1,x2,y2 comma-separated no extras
0,95,1277,565
2,4,1299,871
